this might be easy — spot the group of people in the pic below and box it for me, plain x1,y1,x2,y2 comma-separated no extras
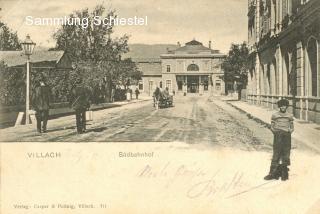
31,76,91,134
31,77,143,134
126,88,140,101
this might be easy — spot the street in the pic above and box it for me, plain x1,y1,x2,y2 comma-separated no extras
0,95,273,149
1,95,320,214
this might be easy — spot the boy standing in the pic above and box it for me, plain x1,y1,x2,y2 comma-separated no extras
264,99,294,181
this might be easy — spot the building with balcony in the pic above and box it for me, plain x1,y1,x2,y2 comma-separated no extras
246,0,320,124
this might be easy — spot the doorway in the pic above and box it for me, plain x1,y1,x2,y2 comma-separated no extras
187,76,199,93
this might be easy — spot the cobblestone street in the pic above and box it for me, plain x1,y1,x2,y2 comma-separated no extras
0,95,273,150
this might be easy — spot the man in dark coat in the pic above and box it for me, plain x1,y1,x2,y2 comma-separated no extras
32,76,51,133
135,88,140,99
69,78,91,134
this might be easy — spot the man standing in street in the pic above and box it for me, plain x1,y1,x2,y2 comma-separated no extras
135,88,140,99
32,75,51,133
70,78,91,134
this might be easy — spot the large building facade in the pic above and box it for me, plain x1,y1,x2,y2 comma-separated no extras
160,40,226,95
246,0,320,124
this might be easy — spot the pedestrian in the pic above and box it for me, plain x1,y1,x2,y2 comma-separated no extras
69,78,91,134
31,75,51,133
126,88,131,101
129,88,133,100
111,87,115,103
264,98,294,181
183,82,187,96
135,88,140,99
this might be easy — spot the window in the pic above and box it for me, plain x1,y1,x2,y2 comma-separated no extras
215,80,221,91
166,80,172,92
166,65,171,72
138,82,143,90
176,76,184,91
159,81,163,89
187,64,199,71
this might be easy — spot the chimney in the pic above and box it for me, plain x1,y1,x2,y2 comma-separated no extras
177,41,181,47
209,41,212,49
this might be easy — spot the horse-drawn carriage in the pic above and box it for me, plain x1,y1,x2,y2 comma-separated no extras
157,95,173,108
153,88,174,109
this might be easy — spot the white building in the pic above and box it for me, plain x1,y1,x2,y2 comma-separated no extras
160,40,226,95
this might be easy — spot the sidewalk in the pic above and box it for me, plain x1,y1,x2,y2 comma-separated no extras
7,96,152,129
223,98,320,153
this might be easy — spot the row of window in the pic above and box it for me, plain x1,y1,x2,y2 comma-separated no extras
166,64,200,72
142,78,222,93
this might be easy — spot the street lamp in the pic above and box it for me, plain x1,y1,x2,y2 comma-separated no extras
21,34,36,124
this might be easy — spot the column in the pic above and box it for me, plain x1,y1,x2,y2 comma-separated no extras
256,54,261,104
278,45,283,97
304,43,309,120
271,0,276,36
264,64,269,107
296,41,305,119
317,37,320,97
256,0,260,43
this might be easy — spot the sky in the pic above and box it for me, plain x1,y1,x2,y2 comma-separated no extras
0,0,248,53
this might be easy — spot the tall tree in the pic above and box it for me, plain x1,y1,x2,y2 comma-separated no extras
52,4,141,102
52,4,128,62
222,42,249,99
0,20,21,50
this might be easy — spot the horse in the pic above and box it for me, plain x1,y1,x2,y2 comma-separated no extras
153,87,161,109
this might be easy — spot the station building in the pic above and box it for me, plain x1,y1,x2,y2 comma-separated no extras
160,40,226,96
129,40,226,96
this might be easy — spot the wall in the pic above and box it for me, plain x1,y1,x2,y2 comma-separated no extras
141,76,162,96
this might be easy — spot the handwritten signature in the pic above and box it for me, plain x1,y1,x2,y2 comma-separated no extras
186,170,244,199
136,162,245,199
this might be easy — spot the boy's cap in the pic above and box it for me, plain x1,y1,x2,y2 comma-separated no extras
75,77,82,83
277,99,289,107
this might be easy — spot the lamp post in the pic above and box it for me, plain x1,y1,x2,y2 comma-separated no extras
21,35,36,125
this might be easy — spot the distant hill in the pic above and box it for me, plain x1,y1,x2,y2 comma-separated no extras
124,44,178,59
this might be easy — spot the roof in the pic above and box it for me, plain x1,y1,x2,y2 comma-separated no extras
123,44,178,59
132,58,161,63
136,61,162,76
0,50,65,67
185,40,203,45
172,39,221,55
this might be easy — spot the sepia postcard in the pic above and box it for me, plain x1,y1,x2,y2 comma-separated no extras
0,0,320,213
